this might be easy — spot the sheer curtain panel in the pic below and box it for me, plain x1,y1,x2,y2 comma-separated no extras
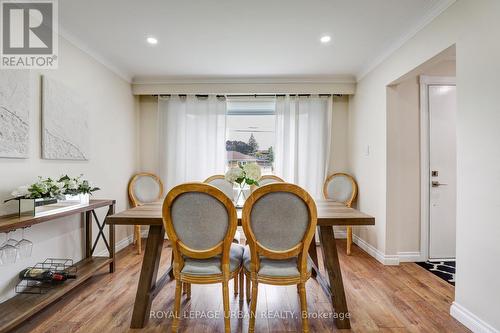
275,95,332,199
158,95,227,191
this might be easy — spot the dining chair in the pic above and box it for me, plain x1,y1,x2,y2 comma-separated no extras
128,172,164,254
250,174,284,192
162,182,244,333
204,175,242,247
204,175,234,198
242,183,317,333
323,172,358,255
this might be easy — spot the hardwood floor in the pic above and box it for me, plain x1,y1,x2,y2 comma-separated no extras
12,239,469,333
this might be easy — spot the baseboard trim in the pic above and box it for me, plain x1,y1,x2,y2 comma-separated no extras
334,230,347,239
352,234,399,265
450,302,499,333
397,251,422,262
96,233,134,257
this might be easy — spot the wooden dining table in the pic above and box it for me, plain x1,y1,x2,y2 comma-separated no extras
106,199,374,330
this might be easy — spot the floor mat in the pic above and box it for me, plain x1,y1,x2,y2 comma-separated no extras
416,261,455,285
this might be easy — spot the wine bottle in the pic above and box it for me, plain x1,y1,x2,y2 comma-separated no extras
19,268,76,282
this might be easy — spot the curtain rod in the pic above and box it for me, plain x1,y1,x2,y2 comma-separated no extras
154,94,343,98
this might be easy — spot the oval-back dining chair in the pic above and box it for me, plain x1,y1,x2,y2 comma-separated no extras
162,183,244,333
128,172,164,254
203,175,233,199
203,175,243,295
323,172,358,255
250,174,285,192
242,183,317,333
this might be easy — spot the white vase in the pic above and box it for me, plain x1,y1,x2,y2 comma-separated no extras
64,193,89,204
79,193,90,204
233,183,250,207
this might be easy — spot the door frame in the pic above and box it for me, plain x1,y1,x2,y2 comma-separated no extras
419,75,456,261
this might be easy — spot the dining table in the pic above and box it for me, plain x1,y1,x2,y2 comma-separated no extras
106,199,375,330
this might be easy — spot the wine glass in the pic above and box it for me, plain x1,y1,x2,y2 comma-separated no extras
5,230,18,247
17,228,33,259
0,232,17,264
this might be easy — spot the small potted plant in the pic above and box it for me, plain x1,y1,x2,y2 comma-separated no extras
225,163,261,206
58,174,100,204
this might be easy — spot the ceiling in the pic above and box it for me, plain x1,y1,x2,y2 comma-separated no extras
59,0,454,82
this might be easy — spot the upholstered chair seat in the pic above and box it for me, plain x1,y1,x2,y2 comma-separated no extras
182,243,244,276
242,246,311,277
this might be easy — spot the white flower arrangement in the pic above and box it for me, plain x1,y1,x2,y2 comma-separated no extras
225,167,244,184
225,163,261,186
8,175,99,201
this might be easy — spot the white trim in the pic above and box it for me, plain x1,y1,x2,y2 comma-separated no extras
334,230,347,239
132,75,356,85
397,251,422,262
352,234,399,265
451,302,500,333
58,28,132,83
131,80,356,95
419,76,457,262
420,76,456,85
357,0,457,80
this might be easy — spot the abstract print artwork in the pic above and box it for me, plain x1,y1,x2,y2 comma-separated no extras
0,70,30,158
42,76,89,160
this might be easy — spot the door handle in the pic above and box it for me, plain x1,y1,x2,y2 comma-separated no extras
432,181,448,187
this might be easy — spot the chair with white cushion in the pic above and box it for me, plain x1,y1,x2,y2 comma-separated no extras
323,172,358,255
204,175,234,199
162,183,244,333
128,172,164,254
203,175,244,295
242,183,317,333
250,174,284,192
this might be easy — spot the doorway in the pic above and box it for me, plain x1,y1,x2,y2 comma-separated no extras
420,76,457,260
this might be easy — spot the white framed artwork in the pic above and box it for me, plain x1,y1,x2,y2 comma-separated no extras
41,76,89,160
0,70,30,158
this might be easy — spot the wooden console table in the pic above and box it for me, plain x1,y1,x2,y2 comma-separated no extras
0,199,115,333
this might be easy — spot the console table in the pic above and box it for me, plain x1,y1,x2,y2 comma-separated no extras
0,199,115,333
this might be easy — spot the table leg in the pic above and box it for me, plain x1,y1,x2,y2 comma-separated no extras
108,204,115,273
318,225,351,329
169,252,174,279
84,211,92,259
308,239,319,278
130,225,166,329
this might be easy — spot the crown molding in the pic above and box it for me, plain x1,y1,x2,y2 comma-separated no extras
58,27,132,83
132,75,356,85
356,0,457,81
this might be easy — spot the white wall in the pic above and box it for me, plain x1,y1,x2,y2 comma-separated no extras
348,0,500,331
0,37,137,302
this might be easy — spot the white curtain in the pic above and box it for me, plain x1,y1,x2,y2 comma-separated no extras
158,95,227,191
275,95,333,199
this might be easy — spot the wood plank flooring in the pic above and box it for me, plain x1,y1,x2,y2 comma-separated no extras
11,240,469,333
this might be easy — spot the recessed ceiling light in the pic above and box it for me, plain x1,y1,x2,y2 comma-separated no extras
320,35,331,44
146,37,158,45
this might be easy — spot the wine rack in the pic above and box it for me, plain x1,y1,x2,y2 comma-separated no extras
16,258,77,294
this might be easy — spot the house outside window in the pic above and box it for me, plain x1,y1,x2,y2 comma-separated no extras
225,99,276,175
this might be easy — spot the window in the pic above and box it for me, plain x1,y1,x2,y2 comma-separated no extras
225,99,276,175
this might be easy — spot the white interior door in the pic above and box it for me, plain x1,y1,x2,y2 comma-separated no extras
428,85,457,259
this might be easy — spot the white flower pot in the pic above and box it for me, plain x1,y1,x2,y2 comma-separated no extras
64,193,90,204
